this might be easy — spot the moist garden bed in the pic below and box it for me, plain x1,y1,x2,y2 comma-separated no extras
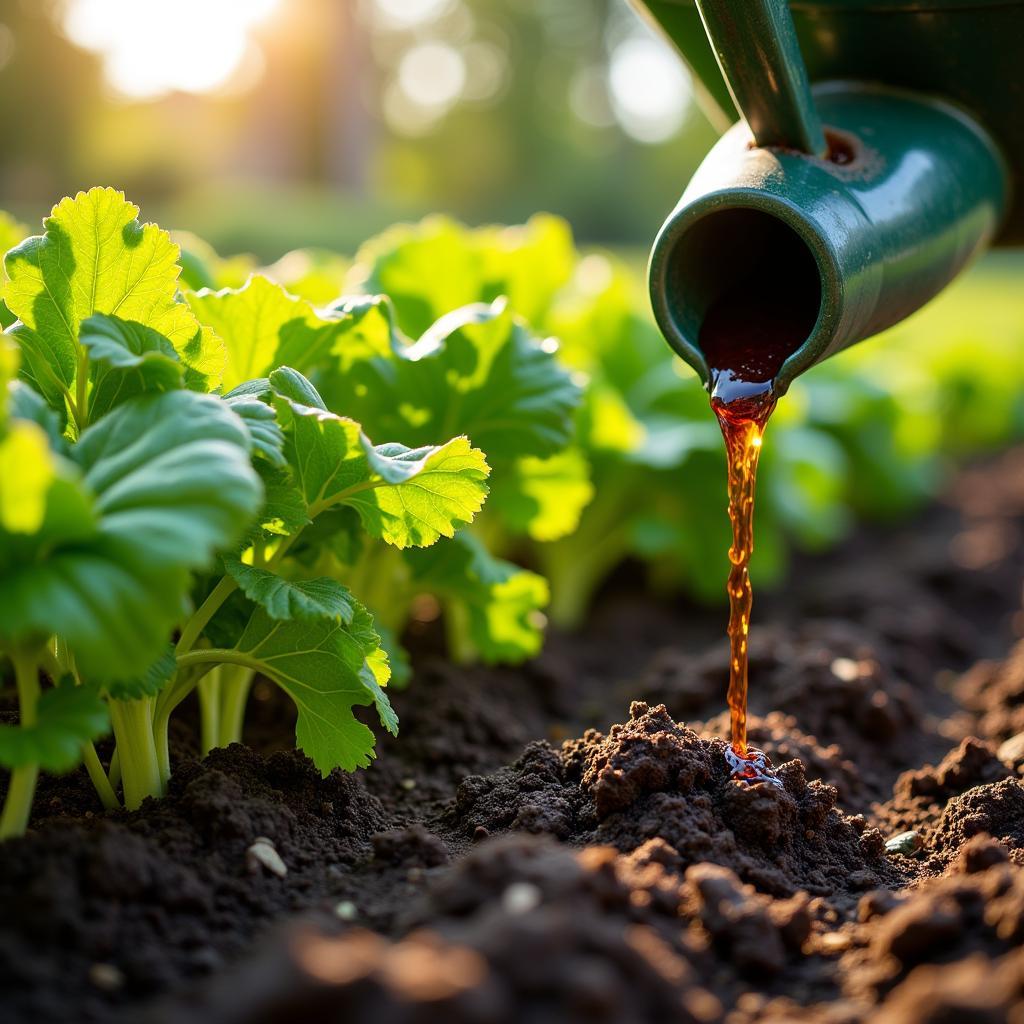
2,445,1024,1024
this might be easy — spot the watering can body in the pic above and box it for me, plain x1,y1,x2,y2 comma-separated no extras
632,0,1023,392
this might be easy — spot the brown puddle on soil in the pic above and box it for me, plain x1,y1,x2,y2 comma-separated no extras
700,289,814,789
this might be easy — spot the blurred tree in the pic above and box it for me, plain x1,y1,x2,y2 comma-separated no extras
362,0,719,242
0,0,720,251
0,0,101,213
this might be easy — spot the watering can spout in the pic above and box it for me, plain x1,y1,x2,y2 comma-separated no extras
636,0,1015,393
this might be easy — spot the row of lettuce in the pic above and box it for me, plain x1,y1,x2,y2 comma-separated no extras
1,189,1022,836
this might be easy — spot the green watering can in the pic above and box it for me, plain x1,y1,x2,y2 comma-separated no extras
630,0,1022,393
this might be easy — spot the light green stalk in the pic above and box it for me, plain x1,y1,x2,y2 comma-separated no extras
0,651,41,838
108,698,162,811
217,665,255,749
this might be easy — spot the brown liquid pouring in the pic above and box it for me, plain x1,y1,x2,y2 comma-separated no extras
699,285,814,787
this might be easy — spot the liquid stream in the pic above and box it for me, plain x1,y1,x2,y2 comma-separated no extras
700,293,810,789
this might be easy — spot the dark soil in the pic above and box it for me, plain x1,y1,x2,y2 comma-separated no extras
1,447,1023,1024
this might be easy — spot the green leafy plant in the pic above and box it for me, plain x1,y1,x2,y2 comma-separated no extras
0,189,515,834
178,258,583,673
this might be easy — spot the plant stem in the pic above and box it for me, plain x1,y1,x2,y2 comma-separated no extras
153,706,172,788
155,573,241,779
175,576,238,657
345,544,408,633
217,666,255,748
176,649,263,674
108,748,121,790
0,651,41,839
541,486,635,629
39,645,65,681
0,764,39,840
153,664,214,787
81,742,120,810
40,643,118,809
445,602,477,665
108,699,162,811
197,669,222,756
75,349,89,431
543,527,630,629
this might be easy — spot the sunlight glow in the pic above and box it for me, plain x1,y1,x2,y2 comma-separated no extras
398,42,466,110
60,0,281,99
608,36,692,143
372,0,454,30
385,40,468,134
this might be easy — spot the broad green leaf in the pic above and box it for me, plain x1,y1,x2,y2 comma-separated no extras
174,325,228,394
353,214,575,337
0,679,108,773
171,230,256,292
263,247,350,306
223,557,356,622
105,647,177,701
185,275,342,391
0,328,18,408
0,391,262,677
284,505,364,569
231,603,397,774
203,589,257,651
270,364,327,409
322,295,402,373
0,211,29,329
374,623,412,689
4,189,223,413
253,461,309,538
406,532,549,663
81,314,184,421
353,218,483,336
317,300,581,463
489,449,595,541
0,420,56,533
223,389,286,467
74,391,260,566
271,368,490,548
580,387,647,455
8,381,67,447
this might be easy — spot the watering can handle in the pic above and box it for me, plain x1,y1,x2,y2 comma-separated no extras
695,0,827,156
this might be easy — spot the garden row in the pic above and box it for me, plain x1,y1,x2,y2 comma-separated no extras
1,188,1022,837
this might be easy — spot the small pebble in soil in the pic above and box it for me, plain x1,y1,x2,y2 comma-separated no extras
885,830,924,856
818,932,852,954
400,778,417,791
88,963,125,992
502,881,543,915
997,731,1024,765
246,837,288,878
333,900,357,921
831,657,863,681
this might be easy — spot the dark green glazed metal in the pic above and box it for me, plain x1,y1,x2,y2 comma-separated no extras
630,0,1022,388
650,85,1008,392
694,0,826,155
